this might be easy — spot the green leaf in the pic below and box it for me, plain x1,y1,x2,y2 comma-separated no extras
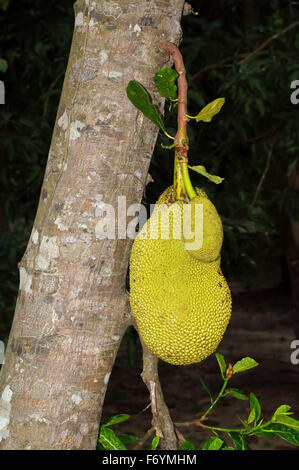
272,415,299,431
199,375,213,402
228,431,250,450
248,393,261,424
0,58,8,73
188,165,224,184
151,436,159,450
126,81,165,131
202,436,225,450
190,98,225,122
215,350,227,379
117,433,139,444
232,357,259,374
252,424,299,446
273,405,292,419
222,446,235,450
224,388,248,401
182,441,196,450
154,66,178,100
271,424,299,446
99,427,127,450
101,414,130,427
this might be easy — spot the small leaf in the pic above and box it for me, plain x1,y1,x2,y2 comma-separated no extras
215,350,227,379
222,446,235,450
248,393,261,424
202,436,225,450
0,58,8,73
151,436,159,450
273,405,292,419
126,81,165,131
190,98,225,122
101,414,130,427
182,441,196,450
154,66,178,100
224,388,248,401
228,431,250,450
188,165,224,184
233,357,259,374
199,375,213,402
99,427,127,450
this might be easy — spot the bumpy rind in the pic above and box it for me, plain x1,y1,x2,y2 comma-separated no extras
129,186,231,365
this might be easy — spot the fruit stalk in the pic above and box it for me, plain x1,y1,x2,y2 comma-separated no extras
160,41,196,201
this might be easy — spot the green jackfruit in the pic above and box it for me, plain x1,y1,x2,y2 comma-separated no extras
129,185,231,366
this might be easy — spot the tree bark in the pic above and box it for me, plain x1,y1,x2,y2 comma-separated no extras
0,0,184,450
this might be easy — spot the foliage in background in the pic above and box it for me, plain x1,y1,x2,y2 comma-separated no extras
97,352,299,450
0,0,299,339
0,0,74,339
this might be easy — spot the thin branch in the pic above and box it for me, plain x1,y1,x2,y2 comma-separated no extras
132,427,155,450
251,144,274,206
140,339,179,450
240,20,299,64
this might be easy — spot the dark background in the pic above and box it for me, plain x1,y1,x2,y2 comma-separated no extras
0,0,299,450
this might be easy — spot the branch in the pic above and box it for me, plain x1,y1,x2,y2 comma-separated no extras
140,339,179,450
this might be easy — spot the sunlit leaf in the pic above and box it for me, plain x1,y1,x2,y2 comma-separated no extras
189,165,224,184
190,98,225,122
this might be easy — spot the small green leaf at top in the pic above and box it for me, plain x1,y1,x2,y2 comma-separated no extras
0,58,8,73
181,441,196,450
248,393,261,424
215,350,227,379
188,165,224,184
188,98,225,122
151,436,159,450
101,414,130,427
99,427,127,450
154,66,178,100
232,357,259,374
126,81,165,132
273,405,292,419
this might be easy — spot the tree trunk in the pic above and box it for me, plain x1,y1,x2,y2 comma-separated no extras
0,0,184,450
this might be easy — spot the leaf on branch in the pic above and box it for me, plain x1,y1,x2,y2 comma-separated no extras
151,436,159,450
232,357,259,374
182,441,196,450
126,80,165,131
214,350,227,379
101,414,130,427
154,66,178,100
189,98,225,122
188,165,224,184
224,388,248,401
202,436,225,450
99,427,127,450
248,393,261,424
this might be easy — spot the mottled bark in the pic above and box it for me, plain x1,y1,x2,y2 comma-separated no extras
0,0,184,450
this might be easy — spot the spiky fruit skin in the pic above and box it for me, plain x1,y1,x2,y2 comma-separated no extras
129,186,231,366
183,193,223,262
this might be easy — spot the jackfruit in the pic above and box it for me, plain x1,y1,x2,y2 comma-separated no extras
129,186,231,366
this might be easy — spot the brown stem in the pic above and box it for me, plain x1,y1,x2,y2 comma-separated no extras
161,41,191,200
140,339,179,450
